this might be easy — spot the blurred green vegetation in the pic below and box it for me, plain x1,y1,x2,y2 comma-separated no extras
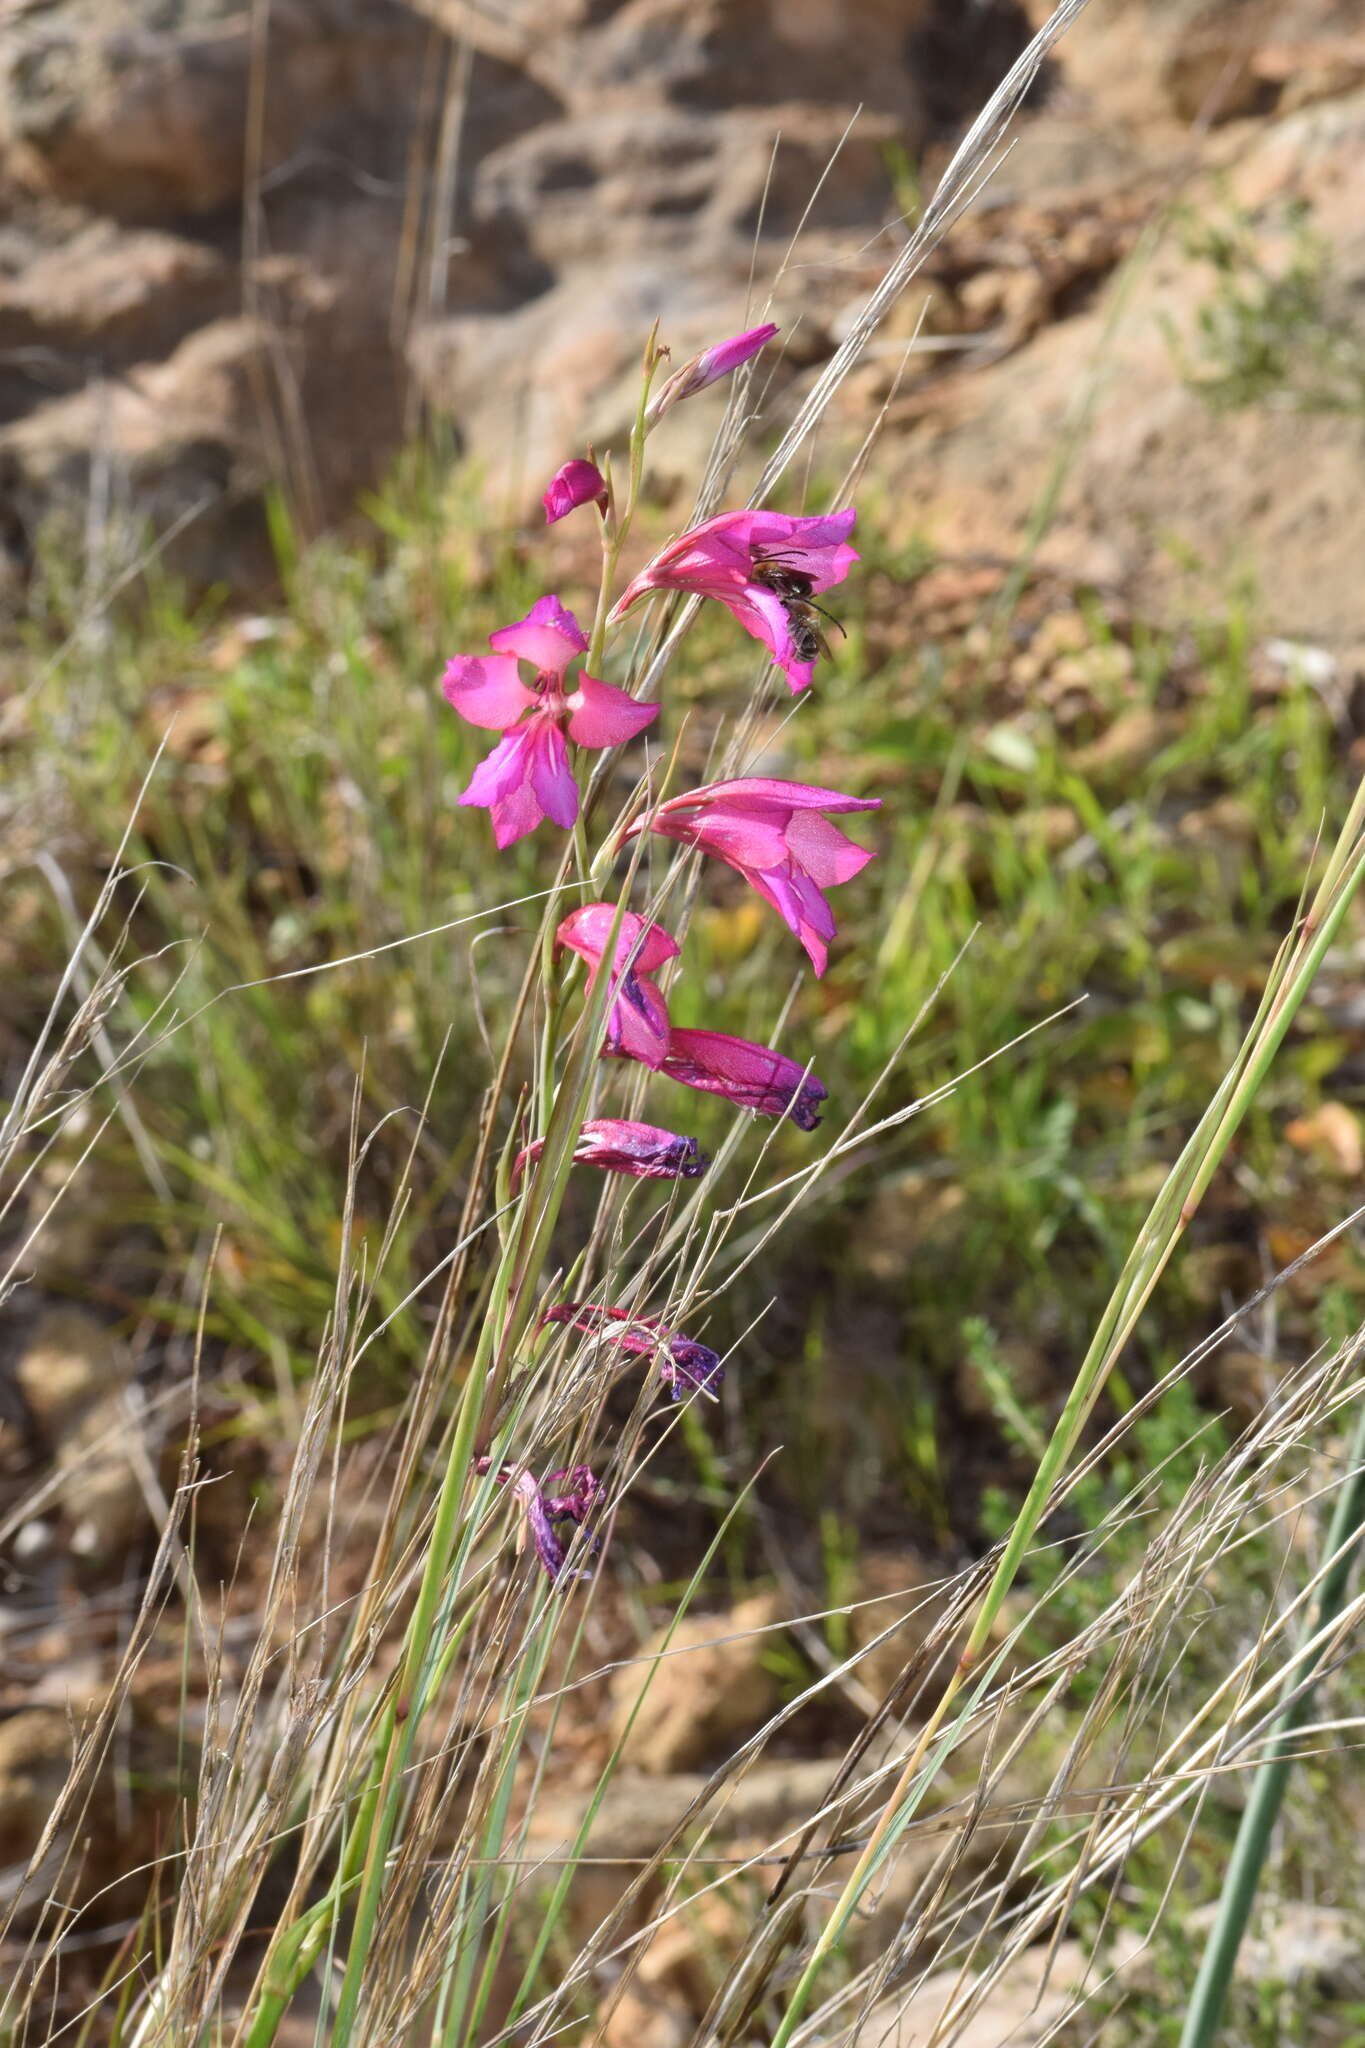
1168,193,1365,420
4,456,1364,1546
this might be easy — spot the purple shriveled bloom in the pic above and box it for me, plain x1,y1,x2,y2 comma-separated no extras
609,506,858,692
556,903,680,1067
512,1116,709,1190
543,458,608,523
442,595,658,847
475,1456,602,1581
626,777,880,976
542,1302,724,1401
660,1026,827,1130
646,323,779,424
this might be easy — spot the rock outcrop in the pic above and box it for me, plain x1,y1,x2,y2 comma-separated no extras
3,0,1365,649
0,0,959,588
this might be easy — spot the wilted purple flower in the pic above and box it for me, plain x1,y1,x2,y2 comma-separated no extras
542,1301,723,1401
661,1027,827,1130
647,323,779,424
543,457,608,524
512,1116,709,1190
475,1456,602,1581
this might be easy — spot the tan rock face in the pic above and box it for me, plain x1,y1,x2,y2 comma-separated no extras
607,1589,784,1773
844,1549,961,1709
875,83,1365,659
0,0,1003,587
13,1307,130,1443
0,1707,77,1867
0,1701,191,1923
4,0,1365,647
0,0,434,222
10,1307,147,1566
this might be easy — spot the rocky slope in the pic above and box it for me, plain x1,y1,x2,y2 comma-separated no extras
1,0,1365,643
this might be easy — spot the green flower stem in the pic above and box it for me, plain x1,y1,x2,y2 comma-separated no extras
508,1469,774,2043
326,1370,501,2045
767,793,1365,2048
244,334,667,2048
1177,1390,1365,2048
438,1582,558,2048
241,1598,481,2048
585,322,660,678
244,1893,348,2048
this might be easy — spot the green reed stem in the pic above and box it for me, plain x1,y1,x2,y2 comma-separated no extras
1177,1388,1365,2048
767,788,1365,2048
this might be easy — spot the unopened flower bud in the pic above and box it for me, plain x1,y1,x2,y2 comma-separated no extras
542,457,608,523
646,323,779,424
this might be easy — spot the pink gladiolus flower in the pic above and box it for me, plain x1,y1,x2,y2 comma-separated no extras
646,323,779,424
660,1027,826,1131
542,1301,723,1401
543,457,608,523
475,1456,602,1581
556,902,679,1067
443,595,658,847
625,777,879,976
512,1116,709,1189
608,506,857,692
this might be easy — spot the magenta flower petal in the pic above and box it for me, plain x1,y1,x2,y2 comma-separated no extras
513,1116,709,1188
695,322,779,383
441,653,537,732
557,904,680,979
564,671,660,748
607,971,671,1065
677,776,880,815
460,722,577,848
786,808,876,885
527,720,580,829
542,1464,604,1523
475,1456,601,1582
570,1117,708,1178
665,806,791,870
460,728,537,804
660,1026,827,1130
608,506,857,691
624,777,879,975
557,904,680,1067
725,582,804,680
742,508,859,593
489,594,588,678
748,867,837,975
543,458,608,524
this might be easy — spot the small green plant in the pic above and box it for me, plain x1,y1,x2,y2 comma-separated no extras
1168,196,1365,417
